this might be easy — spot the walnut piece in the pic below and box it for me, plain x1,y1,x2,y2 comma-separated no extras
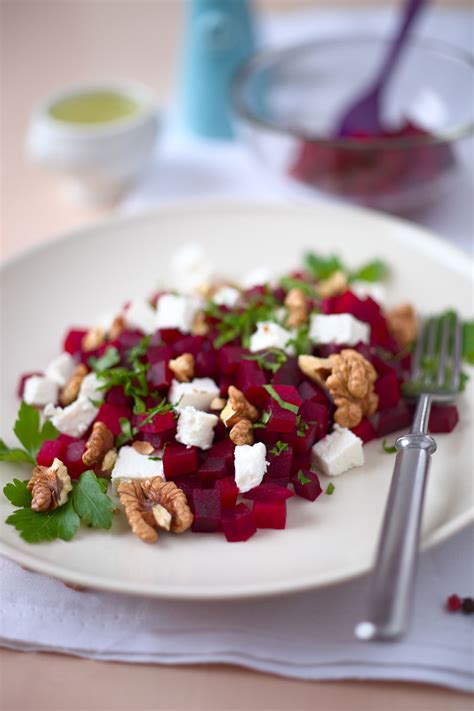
101,448,117,474
108,315,125,340
118,478,193,543
59,363,88,406
387,303,418,348
229,419,254,446
298,349,378,428
132,441,155,455
169,353,195,382
27,458,72,512
220,386,259,428
82,422,115,467
191,311,210,336
81,326,105,353
316,270,348,299
284,288,308,329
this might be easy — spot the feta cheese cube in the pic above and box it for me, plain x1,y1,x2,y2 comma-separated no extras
170,242,214,293
212,286,241,308
23,376,59,407
234,442,269,493
240,266,272,289
44,398,98,438
155,294,201,333
168,378,220,411
311,425,364,477
45,353,76,386
176,406,218,450
124,299,157,335
79,373,103,403
309,313,370,346
111,445,164,490
249,321,295,355
350,281,386,308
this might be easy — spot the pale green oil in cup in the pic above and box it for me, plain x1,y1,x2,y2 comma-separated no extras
48,91,144,125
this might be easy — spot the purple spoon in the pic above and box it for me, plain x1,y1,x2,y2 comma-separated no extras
337,0,426,137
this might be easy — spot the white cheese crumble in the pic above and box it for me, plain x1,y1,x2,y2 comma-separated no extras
240,266,272,289
311,425,364,477
45,353,76,387
79,373,103,403
111,445,164,490
155,294,201,333
249,321,295,355
44,398,98,439
212,286,241,308
169,242,214,293
234,442,269,493
168,377,220,412
176,406,218,450
309,313,370,346
124,299,157,335
350,281,386,307
23,376,59,407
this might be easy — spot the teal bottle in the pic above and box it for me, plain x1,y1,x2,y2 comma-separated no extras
180,0,256,139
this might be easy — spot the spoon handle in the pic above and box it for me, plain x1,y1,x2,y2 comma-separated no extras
376,0,426,91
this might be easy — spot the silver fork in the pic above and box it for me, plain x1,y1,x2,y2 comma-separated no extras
355,312,463,641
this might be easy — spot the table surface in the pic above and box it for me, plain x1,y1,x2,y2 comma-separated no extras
1,2,472,710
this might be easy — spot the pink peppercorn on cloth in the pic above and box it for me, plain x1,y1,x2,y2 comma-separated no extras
1,526,473,692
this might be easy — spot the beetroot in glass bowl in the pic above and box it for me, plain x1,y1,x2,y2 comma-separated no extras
232,36,474,213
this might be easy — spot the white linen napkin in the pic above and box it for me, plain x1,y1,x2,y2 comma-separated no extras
1,527,473,691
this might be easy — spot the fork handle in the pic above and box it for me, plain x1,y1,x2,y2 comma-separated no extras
355,432,437,641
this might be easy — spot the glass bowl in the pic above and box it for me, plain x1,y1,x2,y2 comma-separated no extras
232,36,474,213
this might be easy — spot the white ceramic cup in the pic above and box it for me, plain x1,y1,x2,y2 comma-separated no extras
26,81,160,204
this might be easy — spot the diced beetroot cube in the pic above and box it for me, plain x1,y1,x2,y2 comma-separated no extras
205,439,235,472
291,452,312,476
135,410,176,434
372,402,412,437
172,336,204,356
17,371,43,399
57,433,76,447
375,372,401,410
212,419,228,442
219,374,234,398
36,438,67,467
237,361,267,394
317,344,344,358
63,439,87,479
221,503,257,542
217,346,246,375
63,329,87,355
192,489,221,533
266,403,297,433
268,385,302,408
243,483,293,502
255,429,281,449
117,329,143,352
266,445,293,481
271,358,304,387
159,328,183,344
163,443,199,478
351,418,376,444
96,403,132,436
195,350,218,378
292,469,323,501
253,500,287,529
299,401,330,440
288,422,318,454
198,457,228,486
371,354,397,378
147,344,173,364
428,405,459,433
105,386,132,407
147,361,173,391
215,477,239,509
298,380,329,406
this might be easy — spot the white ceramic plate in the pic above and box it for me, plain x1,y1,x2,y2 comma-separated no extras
1,203,473,599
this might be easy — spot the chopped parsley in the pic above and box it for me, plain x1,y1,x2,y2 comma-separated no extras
243,348,288,374
325,483,335,495
263,385,299,414
89,346,121,372
279,276,315,297
284,324,312,356
0,402,59,465
382,439,397,454
252,410,271,429
270,441,289,456
297,470,312,485
304,252,344,281
116,417,137,448
349,259,388,283
206,290,279,348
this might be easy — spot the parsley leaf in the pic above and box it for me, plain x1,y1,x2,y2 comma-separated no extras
382,439,397,454
6,498,80,543
325,483,335,495
285,324,312,356
116,417,137,448
304,252,344,281
297,470,311,485
138,398,176,427
263,385,299,414
3,479,32,507
243,348,288,374
279,276,315,297
462,320,474,365
252,410,271,429
207,290,279,348
127,336,151,368
270,441,289,456
72,471,115,529
89,346,121,373
0,439,35,465
10,402,59,461
350,259,388,283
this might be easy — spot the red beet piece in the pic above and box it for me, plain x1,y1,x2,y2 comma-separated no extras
375,372,401,410
428,405,459,434
117,329,143,352
36,438,67,467
198,457,228,486
298,380,329,406
147,361,173,392
63,439,87,479
253,500,287,529
221,503,257,542
291,452,312,477
192,489,221,533
204,439,235,471
96,403,132,436
268,384,302,408
236,361,268,407
217,346,246,375
195,350,218,378
163,443,198,478
266,403,297,433
147,344,173,364
63,329,87,355
172,335,204,356
299,401,330,440
446,594,462,612
266,444,293,481
271,358,304,387
158,328,183,344
372,402,412,437
288,422,319,454
215,477,239,509
105,386,132,407
292,469,323,501
351,418,376,444
17,371,43,399
243,483,293,502
135,410,176,434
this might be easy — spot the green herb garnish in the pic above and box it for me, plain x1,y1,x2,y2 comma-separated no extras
0,402,59,465
382,439,397,454
252,410,271,429
284,324,312,356
3,479,32,507
243,348,288,374
206,290,279,348
304,252,344,281
115,417,137,448
349,259,388,283
269,441,289,456
462,320,474,365
138,397,176,427
89,346,121,373
263,385,299,414
72,471,115,529
325,483,335,495
297,470,311,485
279,276,315,297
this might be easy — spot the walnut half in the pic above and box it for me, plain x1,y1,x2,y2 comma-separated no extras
27,459,72,512
82,422,115,467
117,478,193,544
220,386,259,428
386,303,418,348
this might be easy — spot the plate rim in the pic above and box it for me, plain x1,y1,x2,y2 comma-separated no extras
1,200,473,600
